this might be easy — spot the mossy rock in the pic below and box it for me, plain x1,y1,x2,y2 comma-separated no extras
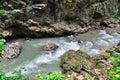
61,50,95,73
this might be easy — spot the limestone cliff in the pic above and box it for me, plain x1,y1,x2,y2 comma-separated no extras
0,0,118,37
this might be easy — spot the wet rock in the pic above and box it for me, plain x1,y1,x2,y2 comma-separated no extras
13,9,27,21
28,26,41,32
43,43,58,51
0,29,12,37
11,0,27,9
67,35,75,41
1,42,22,59
61,50,95,73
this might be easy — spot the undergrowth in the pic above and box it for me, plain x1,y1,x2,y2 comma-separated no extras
108,52,120,80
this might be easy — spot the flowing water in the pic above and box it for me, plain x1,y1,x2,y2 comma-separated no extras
0,28,120,79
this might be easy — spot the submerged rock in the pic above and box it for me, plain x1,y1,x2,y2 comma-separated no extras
1,42,22,59
43,43,58,51
67,35,75,41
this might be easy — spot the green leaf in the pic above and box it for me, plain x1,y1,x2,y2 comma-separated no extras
0,9,5,15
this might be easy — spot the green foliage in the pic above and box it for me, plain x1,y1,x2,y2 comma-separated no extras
0,39,6,52
117,5,120,16
113,5,120,20
0,34,6,54
112,52,120,66
0,9,5,15
87,76,95,80
108,52,120,80
36,74,44,80
45,72,64,80
0,69,29,80
0,34,6,58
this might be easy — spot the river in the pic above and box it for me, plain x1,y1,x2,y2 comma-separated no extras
0,27,120,79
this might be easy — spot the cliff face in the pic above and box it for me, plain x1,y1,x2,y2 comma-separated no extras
0,0,119,37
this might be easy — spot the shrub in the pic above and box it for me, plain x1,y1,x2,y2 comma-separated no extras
108,52,120,80
0,34,6,57
45,72,64,80
0,39,6,53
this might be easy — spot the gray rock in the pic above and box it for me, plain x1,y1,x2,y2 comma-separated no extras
2,42,22,59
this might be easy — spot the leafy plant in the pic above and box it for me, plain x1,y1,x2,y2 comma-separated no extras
0,34,6,57
45,72,64,80
0,9,5,15
108,52,120,80
0,68,29,80
36,74,44,80
36,72,64,80
0,39,6,52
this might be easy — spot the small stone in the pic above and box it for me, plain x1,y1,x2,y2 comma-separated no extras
76,75,84,80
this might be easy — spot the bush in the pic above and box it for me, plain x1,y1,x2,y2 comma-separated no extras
36,72,64,80
45,72,64,80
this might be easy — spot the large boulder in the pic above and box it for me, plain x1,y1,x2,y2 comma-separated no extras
1,42,22,59
61,50,95,73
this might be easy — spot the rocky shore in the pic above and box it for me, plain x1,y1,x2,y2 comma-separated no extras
60,44,120,80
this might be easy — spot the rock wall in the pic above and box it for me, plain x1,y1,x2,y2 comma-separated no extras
0,0,118,37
